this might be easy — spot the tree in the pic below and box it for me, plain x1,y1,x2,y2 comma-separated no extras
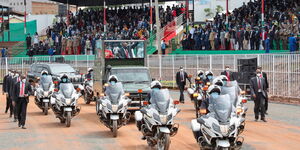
216,5,224,13
204,8,213,17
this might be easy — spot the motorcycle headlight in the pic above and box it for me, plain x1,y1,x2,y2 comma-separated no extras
117,103,123,111
112,105,118,112
228,124,236,135
153,113,160,122
160,115,167,124
43,91,48,97
65,98,72,105
212,123,221,134
219,125,230,136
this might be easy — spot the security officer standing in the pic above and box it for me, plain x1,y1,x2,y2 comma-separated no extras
13,75,32,129
250,69,267,122
176,66,191,104
3,70,11,113
220,65,235,81
11,71,21,122
7,70,16,118
256,66,269,114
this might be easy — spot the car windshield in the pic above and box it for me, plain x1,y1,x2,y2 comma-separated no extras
105,83,124,105
151,89,170,115
50,65,76,74
111,69,150,83
211,94,232,125
59,83,74,98
40,76,52,91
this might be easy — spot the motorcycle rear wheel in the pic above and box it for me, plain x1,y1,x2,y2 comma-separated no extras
66,111,71,127
157,133,170,150
112,120,118,137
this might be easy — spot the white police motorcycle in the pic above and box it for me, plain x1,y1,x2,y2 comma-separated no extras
96,83,131,137
135,89,180,150
191,94,244,150
51,82,81,127
35,76,54,115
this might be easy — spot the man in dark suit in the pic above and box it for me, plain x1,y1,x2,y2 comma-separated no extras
10,71,21,122
176,66,191,103
250,70,267,122
257,66,269,114
220,65,235,81
7,70,15,117
3,70,11,113
13,75,32,129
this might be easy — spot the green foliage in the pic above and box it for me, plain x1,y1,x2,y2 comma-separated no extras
204,8,213,17
216,5,224,13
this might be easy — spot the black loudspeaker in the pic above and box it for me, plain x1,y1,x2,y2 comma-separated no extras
237,57,258,72
234,72,256,84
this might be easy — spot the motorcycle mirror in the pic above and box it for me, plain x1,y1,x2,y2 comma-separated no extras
140,109,147,115
173,100,180,105
143,101,149,105
197,118,205,124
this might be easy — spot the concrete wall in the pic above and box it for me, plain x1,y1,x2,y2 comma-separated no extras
27,14,55,35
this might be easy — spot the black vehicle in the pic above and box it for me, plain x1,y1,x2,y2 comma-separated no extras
28,63,84,90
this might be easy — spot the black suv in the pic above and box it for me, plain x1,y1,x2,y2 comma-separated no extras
27,63,84,89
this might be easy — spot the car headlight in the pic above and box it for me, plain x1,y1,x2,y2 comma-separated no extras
112,105,118,112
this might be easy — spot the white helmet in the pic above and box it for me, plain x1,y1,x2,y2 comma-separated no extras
150,80,162,89
219,75,228,81
205,70,213,76
197,70,204,76
108,75,118,82
41,70,49,75
88,68,93,72
207,85,221,94
212,78,224,86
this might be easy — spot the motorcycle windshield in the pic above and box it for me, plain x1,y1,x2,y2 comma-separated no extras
151,89,170,115
40,76,53,91
221,82,239,107
105,83,124,105
211,94,232,124
59,83,74,98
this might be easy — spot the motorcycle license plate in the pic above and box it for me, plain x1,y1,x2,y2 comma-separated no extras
64,107,72,112
43,99,50,102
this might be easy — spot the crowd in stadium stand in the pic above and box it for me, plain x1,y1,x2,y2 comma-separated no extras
26,5,185,56
182,0,300,52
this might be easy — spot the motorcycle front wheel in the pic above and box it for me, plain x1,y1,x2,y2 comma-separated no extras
157,133,170,150
66,111,71,127
112,120,118,137
43,103,48,115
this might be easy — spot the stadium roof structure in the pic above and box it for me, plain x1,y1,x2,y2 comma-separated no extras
51,0,177,6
